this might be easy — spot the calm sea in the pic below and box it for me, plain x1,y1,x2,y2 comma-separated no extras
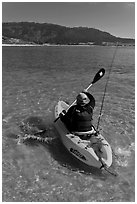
2,45,135,202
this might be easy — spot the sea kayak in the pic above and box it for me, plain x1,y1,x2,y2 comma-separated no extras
54,101,112,169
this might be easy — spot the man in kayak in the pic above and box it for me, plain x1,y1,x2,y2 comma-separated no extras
60,90,96,139
59,91,107,168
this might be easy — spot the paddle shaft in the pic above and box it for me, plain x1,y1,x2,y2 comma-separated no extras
68,68,105,109
67,82,93,110
103,166,118,177
54,83,93,122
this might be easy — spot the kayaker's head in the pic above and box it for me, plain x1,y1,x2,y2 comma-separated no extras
76,93,90,106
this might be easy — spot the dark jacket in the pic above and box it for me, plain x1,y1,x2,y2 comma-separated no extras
61,92,95,132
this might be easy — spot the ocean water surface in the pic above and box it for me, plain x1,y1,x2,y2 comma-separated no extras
2,45,135,202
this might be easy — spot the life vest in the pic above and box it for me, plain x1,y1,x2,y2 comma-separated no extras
71,106,93,132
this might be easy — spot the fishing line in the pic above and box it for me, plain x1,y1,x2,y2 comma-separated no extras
96,44,118,130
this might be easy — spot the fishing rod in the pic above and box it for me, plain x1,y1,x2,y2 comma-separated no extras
96,43,118,130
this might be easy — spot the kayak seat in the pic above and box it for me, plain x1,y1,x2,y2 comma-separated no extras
73,130,98,140
79,134,92,140
73,133,93,140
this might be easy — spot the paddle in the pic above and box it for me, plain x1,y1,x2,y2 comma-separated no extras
54,68,105,122
85,68,105,90
100,160,118,177
102,166,118,177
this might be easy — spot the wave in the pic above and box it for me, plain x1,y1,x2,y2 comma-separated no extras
114,143,135,167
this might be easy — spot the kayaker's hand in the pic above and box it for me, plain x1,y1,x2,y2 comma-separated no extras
59,113,64,120
82,89,88,93
59,110,66,119
62,110,66,114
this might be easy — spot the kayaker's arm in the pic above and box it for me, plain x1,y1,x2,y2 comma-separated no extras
60,106,75,130
82,91,95,110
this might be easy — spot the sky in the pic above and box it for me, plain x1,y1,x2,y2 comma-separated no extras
2,1,135,39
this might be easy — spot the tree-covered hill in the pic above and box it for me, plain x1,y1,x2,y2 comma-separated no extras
2,22,135,45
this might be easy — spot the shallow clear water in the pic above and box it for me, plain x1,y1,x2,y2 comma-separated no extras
2,45,135,202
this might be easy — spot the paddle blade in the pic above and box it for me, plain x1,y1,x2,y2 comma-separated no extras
92,68,105,84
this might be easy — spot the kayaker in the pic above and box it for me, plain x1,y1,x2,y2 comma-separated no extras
60,90,96,139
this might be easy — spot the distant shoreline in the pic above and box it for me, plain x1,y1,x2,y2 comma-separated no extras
2,43,95,47
2,44,43,47
2,43,134,47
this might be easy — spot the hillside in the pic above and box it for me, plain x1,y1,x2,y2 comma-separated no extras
2,22,135,45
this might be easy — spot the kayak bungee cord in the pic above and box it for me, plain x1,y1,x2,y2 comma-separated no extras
96,44,118,131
